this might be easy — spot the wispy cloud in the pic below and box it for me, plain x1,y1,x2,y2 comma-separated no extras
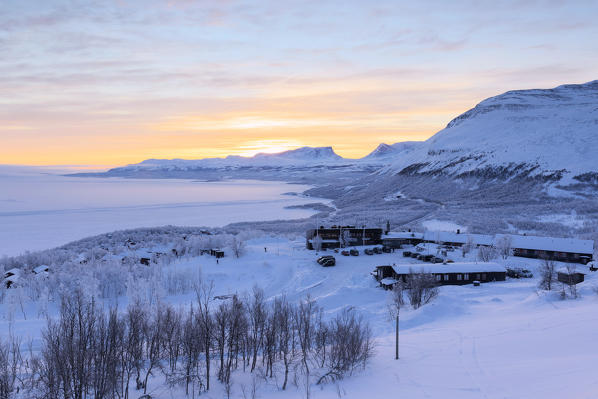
1,0,597,165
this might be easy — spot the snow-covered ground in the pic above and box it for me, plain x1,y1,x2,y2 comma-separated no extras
0,168,325,256
422,219,466,232
2,235,597,398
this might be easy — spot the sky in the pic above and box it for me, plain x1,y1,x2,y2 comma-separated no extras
1,0,597,166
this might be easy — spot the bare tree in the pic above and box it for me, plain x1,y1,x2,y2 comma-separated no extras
495,235,512,259
274,295,294,390
0,335,22,399
538,258,557,291
230,236,246,258
566,265,579,299
406,271,438,309
317,308,373,384
195,280,214,391
477,246,497,262
461,236,475,257
311,235,323,252
247,286,267,373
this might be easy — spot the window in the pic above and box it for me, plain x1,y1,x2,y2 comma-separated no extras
464,273,469,280
476,274,480,280
444,274,449,281
435,275,441,281
457,274,462,281
482,273,486,280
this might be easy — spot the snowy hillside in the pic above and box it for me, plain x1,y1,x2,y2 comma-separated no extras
362,142,421,161
382,80,598,185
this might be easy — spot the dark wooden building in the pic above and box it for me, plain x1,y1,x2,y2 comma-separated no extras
557,270,585,285
499,234,594,264
374,262,506,288
306,226,383,250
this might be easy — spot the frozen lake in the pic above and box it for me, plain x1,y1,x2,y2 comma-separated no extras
0,167,322,256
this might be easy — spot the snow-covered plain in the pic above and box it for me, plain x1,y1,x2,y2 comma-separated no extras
2,235,597,398
0,168,323,256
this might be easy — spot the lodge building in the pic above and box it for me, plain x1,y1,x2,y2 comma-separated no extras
306,226,383,250
374,262,507,289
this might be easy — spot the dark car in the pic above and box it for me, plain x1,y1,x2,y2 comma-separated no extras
506,267,533,279
341,250,350,256
373,247,382,254
410,252,419,258
350,249,359,256
432,257,444,264
417,254,425,261
317,255,336,267
423,254,434,262
403,251,412,257
382,246,392,253
364,249,374,255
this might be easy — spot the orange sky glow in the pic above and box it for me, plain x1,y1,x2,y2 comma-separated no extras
1,0,597,167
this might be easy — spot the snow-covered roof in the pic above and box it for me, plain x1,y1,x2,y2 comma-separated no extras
4,268,21,276
391,262,505,275
383,232,424,239
497,234,594,254
34,265,49,274
423,231,494,246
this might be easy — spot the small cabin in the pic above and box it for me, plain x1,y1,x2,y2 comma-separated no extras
557,270,585,285
210,249,224,258
33,265,50,274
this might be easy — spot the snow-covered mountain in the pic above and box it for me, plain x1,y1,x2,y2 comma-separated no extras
363,142,421,160
381,80,598,186
115,146,345,172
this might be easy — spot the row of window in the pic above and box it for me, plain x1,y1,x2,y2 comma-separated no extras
435,273,486,281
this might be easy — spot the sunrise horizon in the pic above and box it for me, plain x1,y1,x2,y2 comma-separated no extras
3,1,598,166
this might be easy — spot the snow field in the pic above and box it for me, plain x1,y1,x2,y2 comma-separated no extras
1,236,598,398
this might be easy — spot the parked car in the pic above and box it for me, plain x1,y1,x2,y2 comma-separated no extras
364,249,374,255
341,250,350,256
317,255,336,267
417,254,425,261
382,246,392,253
350,249,359,256
506,267,533,279
403,251,412,257
423,254,434,262
373,247,382,254
432,257,444,264
410,252,419,258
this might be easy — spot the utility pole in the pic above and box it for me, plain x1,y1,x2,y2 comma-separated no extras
395,308,399,360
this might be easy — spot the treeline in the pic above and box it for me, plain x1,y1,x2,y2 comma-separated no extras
0,284,373,399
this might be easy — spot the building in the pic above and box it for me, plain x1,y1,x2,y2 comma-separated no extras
422,231,494,247
306,226,383,250
498,234,594,264
557,269,585,285
374,262,506,288
385,229,594,264
381,231,425,248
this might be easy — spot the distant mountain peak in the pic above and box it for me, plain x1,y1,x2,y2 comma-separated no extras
364,142,421,159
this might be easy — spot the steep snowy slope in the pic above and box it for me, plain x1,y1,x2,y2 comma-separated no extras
383,80,598,185
363,142,421,161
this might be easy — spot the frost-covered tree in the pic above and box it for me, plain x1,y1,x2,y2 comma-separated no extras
538,258,557,291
